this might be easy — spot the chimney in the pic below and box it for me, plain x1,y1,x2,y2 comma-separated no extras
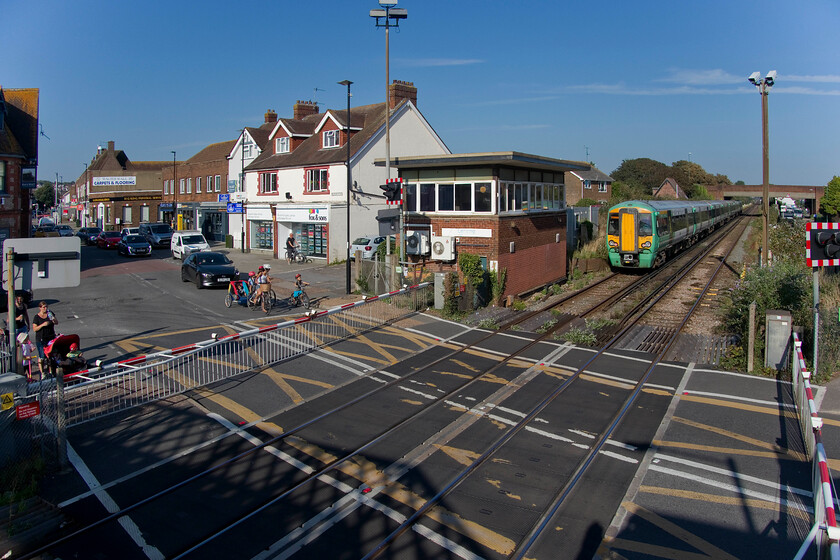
389,80,417,109
107,140,115,152
293,100,319,120
264,109,277,124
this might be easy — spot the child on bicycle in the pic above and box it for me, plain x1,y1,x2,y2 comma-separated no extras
292,273,309,299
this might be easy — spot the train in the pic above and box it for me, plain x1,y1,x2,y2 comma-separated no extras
606,199,741,269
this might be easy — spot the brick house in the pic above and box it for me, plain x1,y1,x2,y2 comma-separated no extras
390,152,590,299
72,141,167,230
0,87,38,239
161,139,236,240
241,81,450,260
565,167,613,206
654,177,688,200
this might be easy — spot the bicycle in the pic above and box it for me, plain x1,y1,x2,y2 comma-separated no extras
287,247,312,264
289,287,310,309
248,285,276,314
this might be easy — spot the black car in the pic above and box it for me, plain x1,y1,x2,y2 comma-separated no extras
117,235,152,257
180,252,238,288
76,227,102,245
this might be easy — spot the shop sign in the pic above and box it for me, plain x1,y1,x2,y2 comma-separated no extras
275,206,330,223
93,176,137,187
246,206,273,221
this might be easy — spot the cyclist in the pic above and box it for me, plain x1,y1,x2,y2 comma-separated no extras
249,266,266,306
285,232,297,264
292,273,309,300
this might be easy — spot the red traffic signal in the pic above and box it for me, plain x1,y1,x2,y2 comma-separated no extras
806,222,840,267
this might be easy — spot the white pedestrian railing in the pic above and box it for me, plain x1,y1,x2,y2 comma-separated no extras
35,283,431,428
792,332,840,560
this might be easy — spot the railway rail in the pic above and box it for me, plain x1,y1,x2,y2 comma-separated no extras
26,214,750,560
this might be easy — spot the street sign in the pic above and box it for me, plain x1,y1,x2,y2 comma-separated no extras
806,222,840,267
16,401,40,420
230,192,245,202
2,237,81,290
218,194,230,203
77,204,84,211
227,203,243,214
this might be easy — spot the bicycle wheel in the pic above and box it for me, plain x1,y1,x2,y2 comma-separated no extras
300,292,310,309
248,294,259,310
267,290,277,307
224,294,233,308
262,293,271,314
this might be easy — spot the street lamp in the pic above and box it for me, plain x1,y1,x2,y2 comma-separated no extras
371,0,407,269
748,70,776,266
171,150,177,230
338,79,353,294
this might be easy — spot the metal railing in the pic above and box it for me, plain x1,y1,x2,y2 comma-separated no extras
792,332,840,560
34,283,431,430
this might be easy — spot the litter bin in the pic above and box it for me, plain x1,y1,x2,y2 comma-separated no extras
225,234,233,248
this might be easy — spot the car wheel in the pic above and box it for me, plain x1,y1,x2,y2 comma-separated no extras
195,275,202,289
181,269,189,282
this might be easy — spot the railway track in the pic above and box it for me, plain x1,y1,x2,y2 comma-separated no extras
25,214,751,560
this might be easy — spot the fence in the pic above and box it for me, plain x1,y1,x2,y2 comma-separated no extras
792,332,840,560
1,283,431,483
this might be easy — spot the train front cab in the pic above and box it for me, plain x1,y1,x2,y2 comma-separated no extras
607,207,655,268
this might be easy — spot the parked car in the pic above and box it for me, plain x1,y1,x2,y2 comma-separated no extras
170,231,210,260
120,227,140,240
350,235,395,260
139,222,174,248
34,225,60,238
76,227,102,245
117,234,152,257
95,230,123,249
180,252,238,289
56,224,74,237
37,217,55,228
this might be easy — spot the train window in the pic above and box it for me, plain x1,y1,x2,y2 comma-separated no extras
639,215,652,236
657,213,671,235
608,214,620,236
674,214,688,231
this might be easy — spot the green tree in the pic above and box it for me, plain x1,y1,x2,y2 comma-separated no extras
611,158,669,192
34,182,55,209
820,176,840,219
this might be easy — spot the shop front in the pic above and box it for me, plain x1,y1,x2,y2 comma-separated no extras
247,205,274,253
176,203,198,231
197,203,228,242
275,206,329,259
159,202,174,225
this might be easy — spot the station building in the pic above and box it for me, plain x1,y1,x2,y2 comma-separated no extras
389,152,590,298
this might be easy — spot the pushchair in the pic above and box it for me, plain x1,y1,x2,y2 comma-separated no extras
44,334,87,380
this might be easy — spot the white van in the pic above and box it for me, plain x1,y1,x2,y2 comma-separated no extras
170,230,210,260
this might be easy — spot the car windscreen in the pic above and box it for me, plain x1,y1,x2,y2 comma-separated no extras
126,235,146,243
105,231,121,237
198,255,229,265
89,228,102,235
352,238,371,245
183,235,205,244
151,225,173,234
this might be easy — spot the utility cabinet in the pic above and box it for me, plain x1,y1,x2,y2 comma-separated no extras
765,310,792,370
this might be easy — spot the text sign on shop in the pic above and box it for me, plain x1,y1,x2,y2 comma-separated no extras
274,207,330,223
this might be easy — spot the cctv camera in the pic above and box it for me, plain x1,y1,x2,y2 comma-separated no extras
765,70,777,87
748,71,760,85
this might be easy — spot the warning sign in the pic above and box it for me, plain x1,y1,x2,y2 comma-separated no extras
1,392,13,411
16,402,40,420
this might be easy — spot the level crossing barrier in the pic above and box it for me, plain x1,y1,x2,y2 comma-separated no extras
792,332,840,560
31,283,431,433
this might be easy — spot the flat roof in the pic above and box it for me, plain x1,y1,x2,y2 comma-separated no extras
376,151,591,173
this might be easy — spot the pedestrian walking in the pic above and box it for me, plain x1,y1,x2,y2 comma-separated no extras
31,301,58,376
17,332,37,381
14,294,29,337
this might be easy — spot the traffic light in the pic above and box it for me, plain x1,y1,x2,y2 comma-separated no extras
379,179,403,205
806,222,840,267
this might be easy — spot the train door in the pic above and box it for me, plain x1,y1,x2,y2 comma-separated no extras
619,208,637,253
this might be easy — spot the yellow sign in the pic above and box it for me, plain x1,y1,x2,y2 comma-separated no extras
1,392,13,411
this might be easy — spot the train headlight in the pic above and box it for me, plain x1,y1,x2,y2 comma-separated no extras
641,241,651,248
608,240,618,248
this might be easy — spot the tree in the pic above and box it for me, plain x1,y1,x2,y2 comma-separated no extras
611,158,669,193
820,176,840,219
34,182,55,209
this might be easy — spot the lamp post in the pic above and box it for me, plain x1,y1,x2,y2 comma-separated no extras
748,70,776,267
240,129,246,253
371,0,407,273
171,150,177,229
338,80,353,294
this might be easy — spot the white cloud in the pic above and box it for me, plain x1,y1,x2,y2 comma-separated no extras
657,68,744,85
782,74,840,83
396,58,484,67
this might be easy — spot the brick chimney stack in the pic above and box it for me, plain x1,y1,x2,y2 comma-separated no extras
293,100,319,120
389,80,417,109
107,140,115,152
264,109,277,124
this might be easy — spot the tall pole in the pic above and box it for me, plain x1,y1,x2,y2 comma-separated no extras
339,80,353,294
761,87,770,267
171,151,177,230
240,131,246,253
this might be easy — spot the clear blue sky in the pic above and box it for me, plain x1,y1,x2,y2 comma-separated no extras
3,0,838,187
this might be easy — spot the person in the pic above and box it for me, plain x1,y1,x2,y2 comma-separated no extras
17,332,37,381
245,271,257,297
31,301,58,377
57,342,86,375
14,295,29,337
285,232,297,264
292,273,309,299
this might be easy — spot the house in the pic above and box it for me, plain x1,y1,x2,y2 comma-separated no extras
389,151,591,299
654,177,688,200
161,139,236,239
565,167,613,206
240,81,450,260
0,87,38,239
72,141,167,229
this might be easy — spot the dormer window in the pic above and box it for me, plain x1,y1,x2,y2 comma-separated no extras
276,137,290,154
322,130,340,149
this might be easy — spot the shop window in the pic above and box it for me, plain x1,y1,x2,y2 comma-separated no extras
141,206,150,222
122,206,132,224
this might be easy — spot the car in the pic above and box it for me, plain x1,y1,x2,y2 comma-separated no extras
120,227,140,240
34,225,60,238
76,227,102,245
171,231,210,260
95,230,122,249
37,217,55,228
56,224,74,237
180,252,238,289
350,235,395,260
117,234,152,257
139,222,174,248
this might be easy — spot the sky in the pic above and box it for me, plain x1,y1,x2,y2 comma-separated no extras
3,0,839,187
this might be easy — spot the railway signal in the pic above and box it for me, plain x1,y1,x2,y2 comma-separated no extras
380,178,403,205
806,222,840,267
